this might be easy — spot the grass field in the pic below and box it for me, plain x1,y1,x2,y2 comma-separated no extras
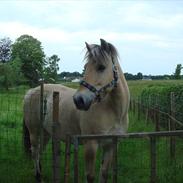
0,81,183,182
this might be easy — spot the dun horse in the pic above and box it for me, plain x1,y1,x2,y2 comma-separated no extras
23,39,130,183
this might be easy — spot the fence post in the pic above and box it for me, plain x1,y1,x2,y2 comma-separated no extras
52,91,61,183
170,92,176,159
74,137,79,183
146,95,151,123
137,96,141,120
112,137,118,183
64,135,71,183
40,80,44,153
150,137,156,183
155,95,160,131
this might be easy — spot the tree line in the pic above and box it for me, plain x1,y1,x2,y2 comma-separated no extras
0,35,60,89
0,35,182,90
58,67,182,81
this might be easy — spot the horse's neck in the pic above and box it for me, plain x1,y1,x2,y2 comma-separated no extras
108,59,130,118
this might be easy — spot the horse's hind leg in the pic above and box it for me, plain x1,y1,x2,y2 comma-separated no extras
29,133,42,182
30,129,50,182
99,143,113,183
84,140,98,183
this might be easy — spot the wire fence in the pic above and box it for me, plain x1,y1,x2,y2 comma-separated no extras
130,92,183,131
0,85,183,183
65,131,183,183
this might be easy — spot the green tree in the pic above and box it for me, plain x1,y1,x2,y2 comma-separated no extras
12,34,45,87
174,64,182,80
136,72,143,80
0,37,13,90
0,37,12,63
44,54,60,83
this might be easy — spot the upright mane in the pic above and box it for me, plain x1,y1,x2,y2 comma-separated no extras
84,40,119,65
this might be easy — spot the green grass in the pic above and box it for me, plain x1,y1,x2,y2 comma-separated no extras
0,82,183,182
128,80,183,97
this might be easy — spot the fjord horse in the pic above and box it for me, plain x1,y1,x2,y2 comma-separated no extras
23,39,130,183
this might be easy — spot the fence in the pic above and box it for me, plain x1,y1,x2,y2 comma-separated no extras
1,85,183,183
62,130,183,183
130,92,183,131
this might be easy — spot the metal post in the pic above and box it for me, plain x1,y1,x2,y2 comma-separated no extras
74,137,79,183
150,137,156,183
52,92,61,183
64,135,71,183
112,137,118,183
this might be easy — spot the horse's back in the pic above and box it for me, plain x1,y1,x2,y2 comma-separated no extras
24,84,81,140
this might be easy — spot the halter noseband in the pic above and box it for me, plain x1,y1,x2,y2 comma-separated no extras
80,58,118,102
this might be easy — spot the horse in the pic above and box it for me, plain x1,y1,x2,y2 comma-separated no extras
23,39,130,183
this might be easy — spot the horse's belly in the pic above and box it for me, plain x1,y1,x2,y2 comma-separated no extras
43,105,81,141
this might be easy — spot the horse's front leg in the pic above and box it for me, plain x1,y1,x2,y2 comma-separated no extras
99,143,113,183
84,140,98,183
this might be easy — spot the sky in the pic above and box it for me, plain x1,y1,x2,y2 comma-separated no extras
0,0,183,75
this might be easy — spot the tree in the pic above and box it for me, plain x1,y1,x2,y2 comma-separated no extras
174,64,182,80
0,37,13,89
12,35,45,87
44,54,60,83
0,37,12,63
136,72,143,80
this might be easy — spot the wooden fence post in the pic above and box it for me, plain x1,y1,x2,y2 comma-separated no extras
146,95,151,123
112,137,118,183
40,80,44,153
150,137,157,183
137,96,141,120
170,92,176,159
155,95,160,131
74,137,79,183
64,135,71,183
52,91,61,183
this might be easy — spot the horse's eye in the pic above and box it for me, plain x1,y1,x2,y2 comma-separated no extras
97,65,106,72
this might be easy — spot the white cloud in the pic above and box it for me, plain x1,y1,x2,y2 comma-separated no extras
0,1,183,74
0,21,159,42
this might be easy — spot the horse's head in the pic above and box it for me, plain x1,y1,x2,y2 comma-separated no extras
73,39,119,111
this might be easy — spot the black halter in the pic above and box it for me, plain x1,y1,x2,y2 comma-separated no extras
80,58,118,102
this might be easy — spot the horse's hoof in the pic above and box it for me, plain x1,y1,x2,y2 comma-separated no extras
35,172,42,183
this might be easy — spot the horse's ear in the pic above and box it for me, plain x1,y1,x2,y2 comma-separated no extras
100,38,110,53
85,42,91,53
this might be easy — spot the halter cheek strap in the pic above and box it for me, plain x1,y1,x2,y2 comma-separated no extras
80,60,118,102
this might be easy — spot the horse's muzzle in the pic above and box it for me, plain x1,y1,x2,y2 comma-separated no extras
73,92,95,111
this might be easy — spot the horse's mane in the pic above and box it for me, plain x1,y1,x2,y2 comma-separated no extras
84,42,119,65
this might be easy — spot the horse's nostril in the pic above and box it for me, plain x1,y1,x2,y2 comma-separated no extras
78,96,85,106
73,94,92,111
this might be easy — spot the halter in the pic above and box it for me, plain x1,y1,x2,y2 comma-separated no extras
80,57,118,102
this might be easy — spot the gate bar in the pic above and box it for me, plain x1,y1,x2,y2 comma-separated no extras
52,91,61,183
64,135,71,183
112,137,118,183
150,137,156,183
74,137,79,183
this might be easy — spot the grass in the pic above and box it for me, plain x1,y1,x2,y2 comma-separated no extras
127,80,183,97
0,81,183,182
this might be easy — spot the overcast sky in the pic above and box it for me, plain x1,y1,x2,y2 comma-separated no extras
0,0,183,75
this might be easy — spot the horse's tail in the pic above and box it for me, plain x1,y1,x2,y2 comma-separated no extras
23,117,31,157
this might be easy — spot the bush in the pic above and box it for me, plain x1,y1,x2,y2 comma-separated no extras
140,84,183,129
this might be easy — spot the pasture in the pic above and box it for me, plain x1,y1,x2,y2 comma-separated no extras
0,80,183,182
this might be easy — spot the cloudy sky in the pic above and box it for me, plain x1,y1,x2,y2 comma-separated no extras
0,0,183,75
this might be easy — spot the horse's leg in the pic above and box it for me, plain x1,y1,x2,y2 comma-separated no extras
99,143,113,183
84,140,98,183
30,133,42,182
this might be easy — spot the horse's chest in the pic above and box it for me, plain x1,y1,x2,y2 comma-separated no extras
80,110,120,134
